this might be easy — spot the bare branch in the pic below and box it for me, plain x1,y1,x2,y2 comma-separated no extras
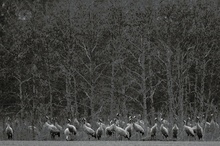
124,79,136,89
94,62,108,72
122,46,138,59
91,35,99,53
128,39,141,51
126,72,142,88
84,47,91,61
124,65,142,79
13,74,21,83
21,77,32,84
124,94,144,108
94,64,108,83
156,50,166,66
204,48,213,58
73,69,91,87
84,91,91,99
77,41,91,61
80,58,90,70
127,86,141,94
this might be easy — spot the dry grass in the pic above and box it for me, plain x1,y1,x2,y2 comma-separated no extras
0,141,220,146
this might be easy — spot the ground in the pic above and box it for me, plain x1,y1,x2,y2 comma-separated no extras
0,141,220,146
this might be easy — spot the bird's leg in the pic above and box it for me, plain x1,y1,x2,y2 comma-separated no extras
138,133,141,140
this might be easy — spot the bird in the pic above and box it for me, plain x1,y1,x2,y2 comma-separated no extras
205,113,219,140
54,117,63,132
159,113,170,127
95,119,105,140
132,116,145,139
187,117,193,127
209,114,219,129
183,119,195,140
172,117,179,139
124,116,133,139
64,119,77,141
136,114,145,129
150,118,158,139
5,120,13,140
160,118,169,139
82,118,96,140
27,125,39,137
115,113,126,128
112,119,129,140
195,116,203,140
45,116,51,124
105,120,115,137
82,118,92,128
200,114,208,129
73,118,80,130
43,116,60,139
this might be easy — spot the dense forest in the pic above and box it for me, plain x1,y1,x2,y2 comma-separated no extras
1,0,220,131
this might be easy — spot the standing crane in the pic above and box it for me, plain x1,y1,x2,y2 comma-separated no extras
183,119,195,140
105,120,115,138
73,118,80,130
159,113,170,127
125,116,133,140
150,118,158,140
206,113,219,140
172,117,179,140
112,118,129,140
160,118,169,139
82,118,92,128
96,119,105,140
82,118,96,140
5,117,13,140
53,117,63,134
136,114,145,129
115,113,126,128
64,119,77,141
43,116,60,139
195,116,203,140
132,116,145,140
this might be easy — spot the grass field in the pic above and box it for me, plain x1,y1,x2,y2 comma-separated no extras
0,141,219,146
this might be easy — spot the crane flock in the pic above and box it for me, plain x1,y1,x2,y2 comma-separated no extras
2,113,220,141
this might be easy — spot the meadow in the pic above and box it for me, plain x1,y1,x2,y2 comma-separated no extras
0,141,220,146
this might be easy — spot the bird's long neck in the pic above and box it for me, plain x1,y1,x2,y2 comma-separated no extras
83,121,88,127
6,123,11,128
45,122,51,127
183,120,188,127
186,119,189,126
211,115,214,122
196,118,200,125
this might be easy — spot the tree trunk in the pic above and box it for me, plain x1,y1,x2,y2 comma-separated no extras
110,62,115,118
32,77,36,140
177,49,184,124
141,38,147,122
90,84,95,120
148,43,154,123
194,59,198,117
48,77,53,117
73,75,78,117
200,59,206,112
166,49,174,122
66,74,72,118
90,62,95,121
19,82,24,119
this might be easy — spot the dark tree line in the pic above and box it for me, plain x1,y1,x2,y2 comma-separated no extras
1,0,220,130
